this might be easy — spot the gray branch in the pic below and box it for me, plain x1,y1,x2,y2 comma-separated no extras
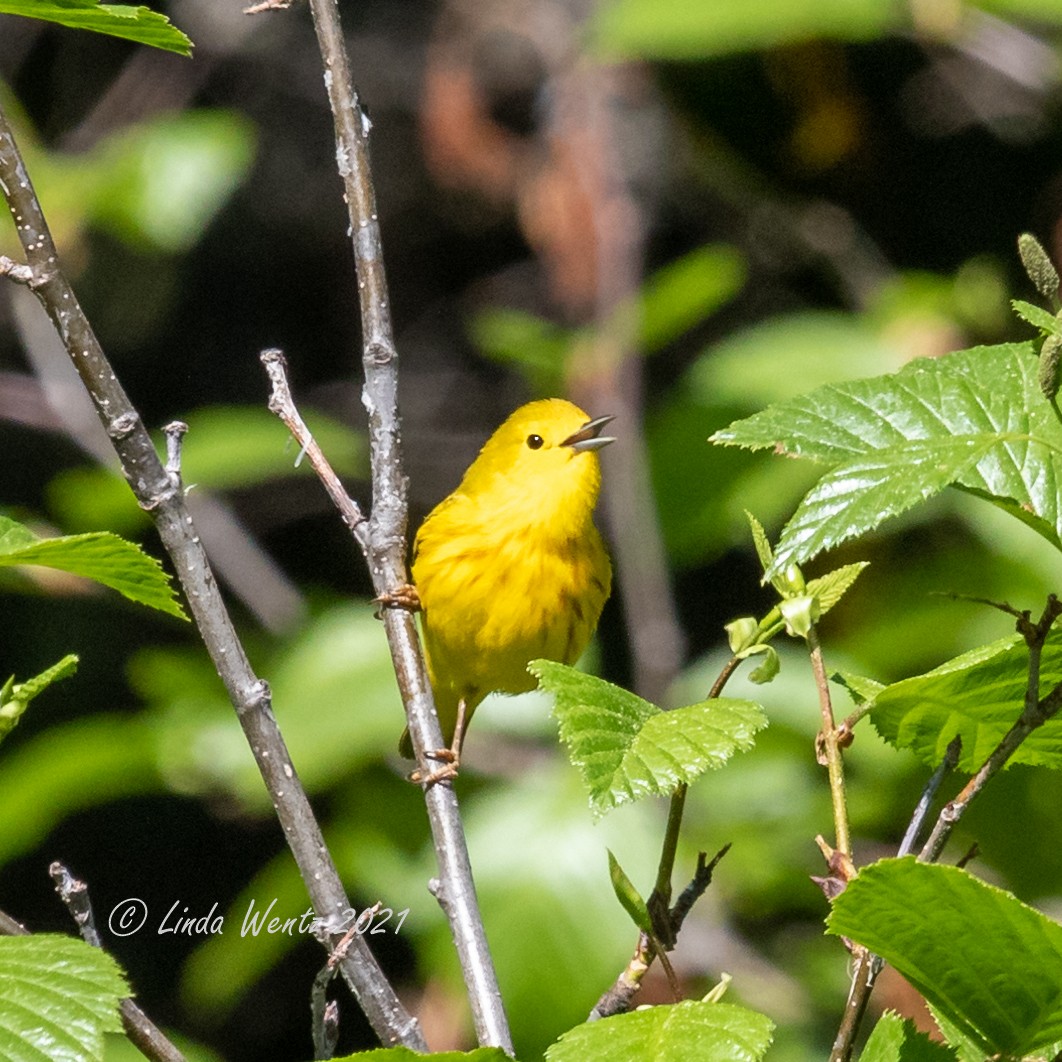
276,3,513,1047
0,102,423,1050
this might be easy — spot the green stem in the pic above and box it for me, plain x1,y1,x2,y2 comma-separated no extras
807,626,852,870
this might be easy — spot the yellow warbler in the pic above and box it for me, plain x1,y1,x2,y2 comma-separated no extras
399,398,614,774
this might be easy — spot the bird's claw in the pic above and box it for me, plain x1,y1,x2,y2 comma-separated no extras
409,747,459,786
374,583,421,619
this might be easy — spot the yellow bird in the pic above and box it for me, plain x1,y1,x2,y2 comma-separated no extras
398,398,614,778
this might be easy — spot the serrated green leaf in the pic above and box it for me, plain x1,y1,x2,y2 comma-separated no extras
10,654,78,704
768,435,998,576
0,0,192,55
714,343,1062,569
607,849,652,933
0,654,78,741
1012,299,1062,337
806,562,869,616
744,510,774,573
0,516,185,619
545,999,774,1062
337,1050,511,1061
869,628,1062,771
832,670,885,707
0,934,127,1062
828,858,1062,1058
532,661,767,816
859,1011,958,1061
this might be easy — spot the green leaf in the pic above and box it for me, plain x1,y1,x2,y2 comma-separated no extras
0,935,127,1062
591,0,896,59
767,435,998,576
0,516,185,619
828,858,1062,1058
1012,298,1062,337
0,654,78,741
638,244,746,353
859,1012,958,1061
746,645,780,684
833,670,885,707
333,1050,511,1061
869,628,1062,771
0,0,192,55
713,343,1062,568
745,510,774,574
607,849,652,933
545,999,774,1061
532,661,767,817
779,594,818,638
806,562,869,616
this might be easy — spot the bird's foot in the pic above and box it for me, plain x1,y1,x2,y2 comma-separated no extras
374,583,421,618
409,746,459,786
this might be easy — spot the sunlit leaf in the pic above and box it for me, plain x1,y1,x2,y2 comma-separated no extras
0,654,78,741
713,343,1062,572
868,628,1062,771
0,0,192,54
0,935,127,1062
0,516,185,618
532,661,766,816
859,1012,958,1061
829,859,1062,1058
546,999,774,1061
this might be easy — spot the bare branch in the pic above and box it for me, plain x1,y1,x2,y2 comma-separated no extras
303,0,512,1049
261,349,368,545
0,254,33,285
0,101,423,1050
49,861,101,948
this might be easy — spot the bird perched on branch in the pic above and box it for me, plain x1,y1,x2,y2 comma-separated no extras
395,398,613,782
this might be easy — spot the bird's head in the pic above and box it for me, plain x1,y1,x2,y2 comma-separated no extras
462,398,614,530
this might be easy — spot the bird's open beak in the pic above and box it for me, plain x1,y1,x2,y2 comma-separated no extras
562,414,616,453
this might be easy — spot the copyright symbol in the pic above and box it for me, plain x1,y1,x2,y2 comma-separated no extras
109,898,148,937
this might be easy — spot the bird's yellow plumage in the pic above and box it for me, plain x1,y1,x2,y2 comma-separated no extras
401,398,613,764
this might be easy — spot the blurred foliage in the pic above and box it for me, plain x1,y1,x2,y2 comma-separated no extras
3,0,1062,1059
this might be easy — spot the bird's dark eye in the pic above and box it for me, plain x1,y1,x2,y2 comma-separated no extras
527,434,544,450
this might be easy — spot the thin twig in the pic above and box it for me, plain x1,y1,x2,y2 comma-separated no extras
312,916,370,1060
808,626,853,879
920,596,1062,864
303,0,511,1049
589,844,732,1020
898,735,962,857
589,654,742,1019
0,101,423,1050
261,350,368,543
49,862,101,947
0,254,33,285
